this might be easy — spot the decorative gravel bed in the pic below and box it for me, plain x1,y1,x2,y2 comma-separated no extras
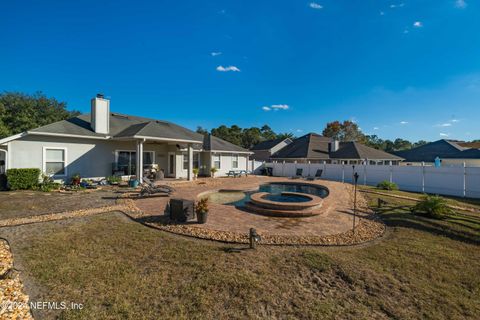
0,240,33,320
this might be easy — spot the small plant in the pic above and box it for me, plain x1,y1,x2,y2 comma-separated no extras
412,195,455,219
71,173,81,186
195,197,209,224
38,174,61,192
107,176,122,185
192,168,199,179
377,180,398,191
210,167,218,178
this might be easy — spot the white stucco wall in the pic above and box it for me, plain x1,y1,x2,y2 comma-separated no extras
8,135,187,180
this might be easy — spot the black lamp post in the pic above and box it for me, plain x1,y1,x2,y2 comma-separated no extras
353,172,359,233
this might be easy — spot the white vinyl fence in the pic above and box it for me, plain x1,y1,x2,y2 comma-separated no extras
263,162,480,199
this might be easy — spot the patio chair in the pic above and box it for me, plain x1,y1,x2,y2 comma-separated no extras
291,168,303,179
306,169,323,181
140,177,175,197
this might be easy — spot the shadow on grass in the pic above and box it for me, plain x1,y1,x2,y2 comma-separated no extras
376,204,480,245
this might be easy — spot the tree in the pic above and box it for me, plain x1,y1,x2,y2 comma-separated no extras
196,126,208,135
260,125,276,141
393,138,412,151
277,132,295,140
412,140,428,148
322,120,365,142
0,92,79,139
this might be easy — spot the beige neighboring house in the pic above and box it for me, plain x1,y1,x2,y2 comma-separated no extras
250,137,293,161
270,133,403,165
0,94,252,182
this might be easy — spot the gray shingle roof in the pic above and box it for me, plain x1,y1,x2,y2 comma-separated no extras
394,139,467,162
28,112,251,152
250,138,292,151
271,133,402,160
203,134,250,153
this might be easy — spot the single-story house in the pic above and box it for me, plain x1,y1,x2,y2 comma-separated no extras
250,137,293,161
394,139,480,166
270,133,403,165
0,94,252,182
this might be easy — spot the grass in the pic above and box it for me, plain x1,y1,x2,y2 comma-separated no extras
359,185,480,211
1,191,479,319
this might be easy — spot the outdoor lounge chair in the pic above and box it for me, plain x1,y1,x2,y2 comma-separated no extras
291,168,303,179
140,177,175,197
306,169,323,181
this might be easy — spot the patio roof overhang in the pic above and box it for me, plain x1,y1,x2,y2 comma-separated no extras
112,135,203,144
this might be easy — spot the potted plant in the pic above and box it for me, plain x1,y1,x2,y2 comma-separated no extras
195,197,209,224
192,168,199,180
71,173,81,186
210,167,218,178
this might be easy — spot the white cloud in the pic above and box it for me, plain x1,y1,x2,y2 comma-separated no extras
451,119,460,123
440,133,450,137
271,104,290,110
400,121,408,125
380,11,385,16
373,127,380,130
413,21,423,28
437,123,452,127
262,104,290,112
455,0,467,9
309,3,323,9
211,52,222,57
296,129,303,133
216,65,240,72
390,3,405,8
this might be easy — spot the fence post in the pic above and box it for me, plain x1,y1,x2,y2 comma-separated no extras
363,161,367,186
463,162,467,198
422,162,425,193
308,161,311,177
282,161,285,177
342,164,345,183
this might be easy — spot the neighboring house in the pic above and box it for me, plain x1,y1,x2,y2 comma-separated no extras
394,139,480,166
270,133,403,165
250,137,293,161
0,94,251,181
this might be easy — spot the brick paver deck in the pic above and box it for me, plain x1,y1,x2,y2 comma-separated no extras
134,176,365,237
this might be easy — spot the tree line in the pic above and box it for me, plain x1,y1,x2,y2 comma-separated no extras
0,92,79,139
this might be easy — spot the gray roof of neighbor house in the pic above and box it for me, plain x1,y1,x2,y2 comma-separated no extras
203,134,251,153
271,133,402,160
441,148,480,159
394,139,469,162
250,138,292,151
27,113,250,153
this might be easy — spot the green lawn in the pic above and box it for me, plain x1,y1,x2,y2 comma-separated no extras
1,191,479,319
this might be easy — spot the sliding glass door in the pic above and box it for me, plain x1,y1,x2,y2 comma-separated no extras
115,151,154,176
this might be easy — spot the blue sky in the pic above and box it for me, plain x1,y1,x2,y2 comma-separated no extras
1,0,479,141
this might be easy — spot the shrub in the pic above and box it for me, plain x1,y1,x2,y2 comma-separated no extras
377,180,398,191
6,168,41,190
412,195,454,219
195,197,209,214
210,167,218,178
192,168,199,178
106,176,122,184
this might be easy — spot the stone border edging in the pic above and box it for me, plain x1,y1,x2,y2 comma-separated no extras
120,198,386,246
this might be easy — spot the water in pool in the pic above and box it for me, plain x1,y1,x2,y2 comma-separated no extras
207,183,328,207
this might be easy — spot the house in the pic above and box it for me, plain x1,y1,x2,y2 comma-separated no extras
270,133,403,165
0,94,252,182
250,137,293,161
394,139,480,166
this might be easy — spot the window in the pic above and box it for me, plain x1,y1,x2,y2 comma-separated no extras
232,154,239,169
44,148,66,176
115,151,154,175
183,152,200,170
213,154,221,169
